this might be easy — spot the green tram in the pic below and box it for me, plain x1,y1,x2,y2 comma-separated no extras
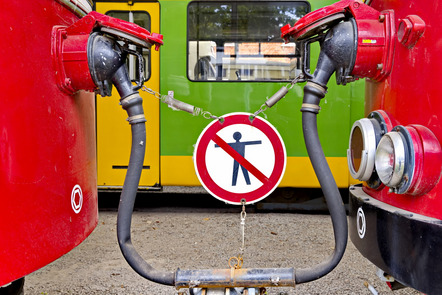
94,0,364,192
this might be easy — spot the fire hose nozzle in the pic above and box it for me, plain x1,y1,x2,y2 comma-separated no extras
52,11,163,96
281,0,396,85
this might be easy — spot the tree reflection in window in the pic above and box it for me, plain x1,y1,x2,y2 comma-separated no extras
107,11,151,82
188,2,309,81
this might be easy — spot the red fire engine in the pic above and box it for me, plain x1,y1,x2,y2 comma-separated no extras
282,0,442,293
0,1,162,293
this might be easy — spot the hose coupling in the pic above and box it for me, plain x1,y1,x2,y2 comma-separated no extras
120,93,146,124
300,81,327,114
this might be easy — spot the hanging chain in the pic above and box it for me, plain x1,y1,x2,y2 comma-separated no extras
228,199,247,269
141,86,222,121
141,74,303,123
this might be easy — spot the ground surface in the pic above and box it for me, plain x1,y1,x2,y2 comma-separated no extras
26,195,420,295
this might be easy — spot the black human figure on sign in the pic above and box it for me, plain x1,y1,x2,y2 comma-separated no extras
215,131,261,186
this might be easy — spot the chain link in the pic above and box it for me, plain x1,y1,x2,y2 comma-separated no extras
228,199,247,269
286,74,303,90
239,199,246,255
142,86,162,100
251,104,269,119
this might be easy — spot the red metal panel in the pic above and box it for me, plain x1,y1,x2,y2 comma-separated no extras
364,0,442,219
0,1,98,285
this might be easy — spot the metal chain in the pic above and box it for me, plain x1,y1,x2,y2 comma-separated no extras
142,74,303,123
239,199,246,256
141,86,222,121
286,73,304,90
141,86,162,99
228,199,247,269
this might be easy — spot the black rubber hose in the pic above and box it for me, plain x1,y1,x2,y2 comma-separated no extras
295,82,348,284
116,93,175,286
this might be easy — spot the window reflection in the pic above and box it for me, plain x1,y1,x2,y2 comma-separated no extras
187,2,309,81
106,11,151,81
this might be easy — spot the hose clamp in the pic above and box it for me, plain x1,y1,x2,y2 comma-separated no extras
127,114,146,124
120,93,140,104
306,81,327,94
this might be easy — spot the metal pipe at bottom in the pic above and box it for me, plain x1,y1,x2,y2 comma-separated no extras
175,268,295,289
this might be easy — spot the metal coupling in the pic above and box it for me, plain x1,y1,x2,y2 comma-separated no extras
300,81,327,114
175,268,295,289
120,93,146,124
265,86,289,108
163,92,196,115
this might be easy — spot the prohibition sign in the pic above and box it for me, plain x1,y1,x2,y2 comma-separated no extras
194,112,286,205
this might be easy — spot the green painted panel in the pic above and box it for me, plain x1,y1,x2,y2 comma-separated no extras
159,0,365,157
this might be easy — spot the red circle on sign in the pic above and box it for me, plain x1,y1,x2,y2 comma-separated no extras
194,113,286,205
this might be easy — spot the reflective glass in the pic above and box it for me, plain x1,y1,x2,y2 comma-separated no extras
187,2,309,81
106,11,151,81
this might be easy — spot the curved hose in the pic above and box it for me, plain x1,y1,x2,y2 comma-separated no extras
116,92,175,286
294,82,348,283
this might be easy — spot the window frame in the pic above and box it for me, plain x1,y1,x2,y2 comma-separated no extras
105,10,153,83
186,0,311,83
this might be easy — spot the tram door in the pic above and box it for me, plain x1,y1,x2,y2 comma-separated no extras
95,2,160,189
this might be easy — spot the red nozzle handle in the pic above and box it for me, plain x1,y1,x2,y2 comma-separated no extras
66,11,163,50
281,0,380,41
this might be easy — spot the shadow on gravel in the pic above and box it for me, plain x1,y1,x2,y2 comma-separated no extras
98,187,349,214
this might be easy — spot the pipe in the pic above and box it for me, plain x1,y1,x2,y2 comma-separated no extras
116,91,175,286
175,268,295,289
293,70,348,284
288,20,358,282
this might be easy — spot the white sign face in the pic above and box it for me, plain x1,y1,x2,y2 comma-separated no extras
194,113,286,205
206,123,275,194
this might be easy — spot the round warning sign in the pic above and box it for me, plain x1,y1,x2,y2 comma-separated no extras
194,112,286,205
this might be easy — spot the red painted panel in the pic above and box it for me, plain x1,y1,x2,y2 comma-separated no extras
0,1,98,285
364,0,442,219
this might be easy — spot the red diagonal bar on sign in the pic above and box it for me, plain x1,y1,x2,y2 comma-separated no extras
213,134,269,184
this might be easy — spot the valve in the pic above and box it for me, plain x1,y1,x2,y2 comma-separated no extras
51,11,163,96
281,0,395,85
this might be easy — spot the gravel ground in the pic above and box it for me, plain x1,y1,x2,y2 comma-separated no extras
25,203,420,295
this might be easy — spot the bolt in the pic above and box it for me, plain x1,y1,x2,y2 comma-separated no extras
379,15,385,22
377,64,383,70
271,276,280,286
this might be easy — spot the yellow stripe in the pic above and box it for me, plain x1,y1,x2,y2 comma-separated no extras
161,156,360,188
362,39,377,44
95,2,161,187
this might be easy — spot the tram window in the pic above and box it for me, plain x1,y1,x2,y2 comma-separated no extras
106,11,151,82
187,1,309,81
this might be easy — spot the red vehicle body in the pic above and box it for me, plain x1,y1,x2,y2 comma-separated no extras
0,0,98,287
348,0,442,293
1,0,162,291
282,0,442,293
